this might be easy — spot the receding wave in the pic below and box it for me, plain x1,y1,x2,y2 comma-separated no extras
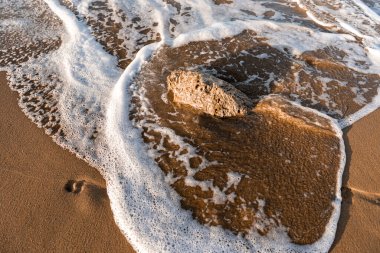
1,0,380,252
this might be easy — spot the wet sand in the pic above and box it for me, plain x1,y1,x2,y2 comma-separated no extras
0,71,134,252
1,65,379,252
134,63,343,244
331,110,380,253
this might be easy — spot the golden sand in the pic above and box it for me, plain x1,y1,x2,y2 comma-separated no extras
1,63,380,251
331,111,380,252
0,71,134,252
0,22,379,252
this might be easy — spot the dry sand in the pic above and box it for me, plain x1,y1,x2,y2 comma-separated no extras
0,71,134,252
1,68,379,252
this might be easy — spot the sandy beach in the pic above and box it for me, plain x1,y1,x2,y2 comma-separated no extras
331,110,380,252
0,71,134,252
1,65,379,252
2,0,380,251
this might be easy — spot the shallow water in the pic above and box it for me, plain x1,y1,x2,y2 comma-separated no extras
1,0,379,252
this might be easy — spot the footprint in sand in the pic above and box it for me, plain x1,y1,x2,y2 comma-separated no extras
65,180,86,194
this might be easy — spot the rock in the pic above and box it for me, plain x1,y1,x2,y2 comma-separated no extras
167,70,253,117
254,95,334,132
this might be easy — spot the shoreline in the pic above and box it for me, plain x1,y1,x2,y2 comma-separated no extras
1,70,379,252
331,110,380,252
0,71,134,252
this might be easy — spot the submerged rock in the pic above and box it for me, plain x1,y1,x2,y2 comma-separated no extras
167,70,253,117
131,35,344,246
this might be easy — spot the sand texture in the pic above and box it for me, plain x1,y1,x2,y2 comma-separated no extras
1,65,380,251
1,0,379,251
331,110,380,253
167,70,252,117
0,71,134,252
131,35,345,244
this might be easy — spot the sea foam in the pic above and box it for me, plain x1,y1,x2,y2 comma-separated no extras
1,0,380,252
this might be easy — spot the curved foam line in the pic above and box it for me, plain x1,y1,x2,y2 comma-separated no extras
26,1,374,252
339,92,380,128
104,39,347,252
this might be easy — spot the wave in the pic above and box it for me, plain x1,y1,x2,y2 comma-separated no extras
1,0,380,252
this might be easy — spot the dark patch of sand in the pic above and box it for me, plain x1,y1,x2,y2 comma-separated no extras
131,32,345,244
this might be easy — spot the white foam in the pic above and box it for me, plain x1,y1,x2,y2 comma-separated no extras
339,90,380,128
171,19,367,63
106,52,346,251
292,0,380,127
305,10,334,28
352,0,380,23
226,172,243,189
3,0,379,252
0,0,61,47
